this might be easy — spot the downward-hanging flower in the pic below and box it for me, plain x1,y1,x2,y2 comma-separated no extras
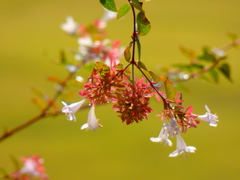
61,99,86,122
150,124,172,146
198,105,218,127
169,134,196,157
81,105,102,131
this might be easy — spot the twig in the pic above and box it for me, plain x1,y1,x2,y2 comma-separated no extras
0,63,84,143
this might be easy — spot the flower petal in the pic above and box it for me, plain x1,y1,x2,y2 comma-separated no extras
168,150,181,157
80,123,89,130
87,105,99,131
68,99,86,113
186,146,196,153
150,137,161,142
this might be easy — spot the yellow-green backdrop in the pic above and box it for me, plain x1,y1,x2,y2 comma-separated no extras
1,0,240,179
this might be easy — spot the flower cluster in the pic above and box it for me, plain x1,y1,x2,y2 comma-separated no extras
61,100,102,131
11,155,48,180
151,104,218,157
112,78,153,124
79,65,124,105
60,6,219,157
61,9,123,68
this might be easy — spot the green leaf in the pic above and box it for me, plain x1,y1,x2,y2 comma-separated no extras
96,61,110,76
173,63,204,72
148,71,160,83
137,61,148,71
136,37,141,61
10,155,21,171
31,87,44,98
179,45,196,60
132,0,142,11
164,78,176,100
59,50,67,64
124,42,132,62
83,62,95,71
227,32,238,41
0,167,8,177
198,46,216,62
208,68,219,83
137,11,151,36
117,4,131,19
218,63,232,82
99,0,117,12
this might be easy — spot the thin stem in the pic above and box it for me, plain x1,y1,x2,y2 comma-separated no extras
219,38,240,51
136,66,169,107
128,1,171,109
173,38,240,83
129,1,137,82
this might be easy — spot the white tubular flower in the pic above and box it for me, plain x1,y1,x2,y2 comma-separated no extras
169,134,196,157
165,117,181,137
150,124,172,146
212,47,225,57
61,16,78,35
61,99,86,122
81,105,102,131
198,105,218,127
101,9,117,22
77,36,93,47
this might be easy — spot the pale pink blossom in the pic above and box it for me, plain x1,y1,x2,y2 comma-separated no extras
198,105,218,127
62,99,86,122
169,134,196,157
81,105,102,131
101,9,116,22
61,16,78,35
212,47,225,57
150,124,172,146
11,155,48,180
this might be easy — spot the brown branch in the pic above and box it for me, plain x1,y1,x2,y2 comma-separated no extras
0,63,84,143
173,38,240,83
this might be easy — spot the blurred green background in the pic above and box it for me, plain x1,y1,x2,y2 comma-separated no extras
1,0,240,179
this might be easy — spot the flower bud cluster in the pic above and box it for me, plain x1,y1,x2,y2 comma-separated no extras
61,9,123,68
60,9,219,157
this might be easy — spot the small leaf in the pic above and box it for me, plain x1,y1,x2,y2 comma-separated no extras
48,76,63,85
164,78,176,100
59,50,67,64
137,11,151,36
132,0,143,11
179,45,196,60
137,61,150,77
31,87,44,98
124,42,132,62
137,61,148,71
148,71,160,83
83,62,96,71
218,63,232,82
173,63,204,72
10,155,21,171
136,37,141,61
198,46,216,62
32,98,47,109
96,61,110,76
117,4,131,19
0,167,8,176
100,0,117,12
227,32,238,41
208,68,219,83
